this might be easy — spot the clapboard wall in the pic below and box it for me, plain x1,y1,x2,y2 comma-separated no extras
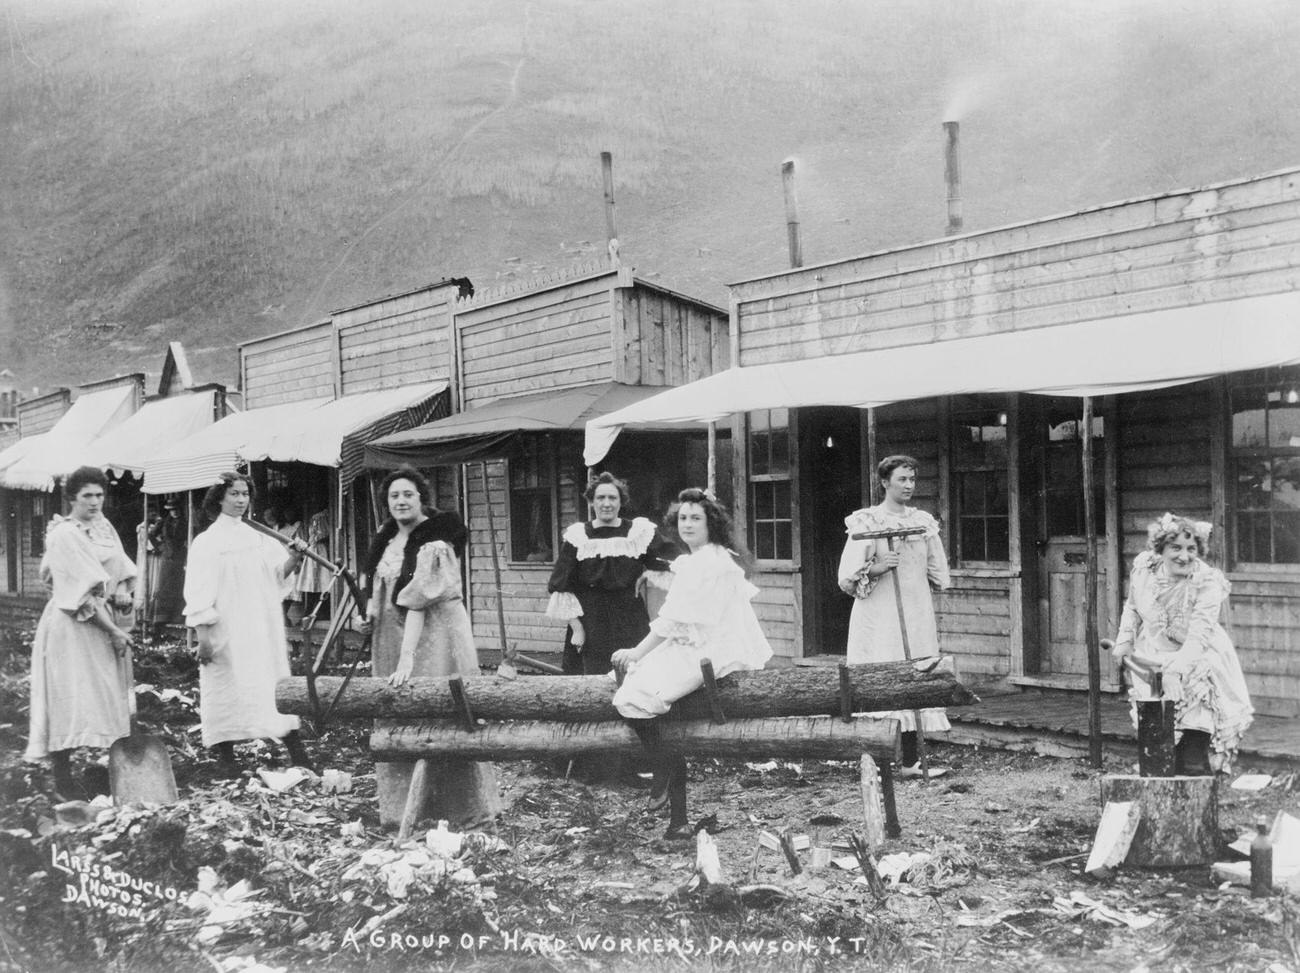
733,169,1300,364
239,321,336,409
453,264,728,658
334,282,464,396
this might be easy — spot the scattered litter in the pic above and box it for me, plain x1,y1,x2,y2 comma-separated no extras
426,820,464,858
758,830,808,852
256,767,315,792
1215,811,1300,893
877,852,932,885
1052,890,1157,929
1230,774,1272,791
320,769,353,794
340,820,364,838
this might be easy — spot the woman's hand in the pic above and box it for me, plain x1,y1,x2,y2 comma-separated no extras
869,550,901,575
611,647,641,672
195,629,215,665
355,616,373,637
109,629,131,657
387,655,414,687
569,620,586,652
1108,639,1132,666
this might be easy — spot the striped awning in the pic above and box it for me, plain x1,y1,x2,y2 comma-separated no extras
140,383,447,494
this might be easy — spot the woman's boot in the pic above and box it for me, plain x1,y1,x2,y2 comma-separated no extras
50,749,77,798
213,741,242,779
1175,730,1213,775
282,730,317,773
626,718,670,811
663,755,693,840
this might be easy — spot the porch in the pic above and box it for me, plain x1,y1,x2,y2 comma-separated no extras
946,688,1300,775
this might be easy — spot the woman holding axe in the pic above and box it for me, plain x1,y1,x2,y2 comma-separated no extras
184,472,315,777
838,455,952,778
1108,513,1252,774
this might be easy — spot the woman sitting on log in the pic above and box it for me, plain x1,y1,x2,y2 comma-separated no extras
25,466,137,798
360,466,500,831
1109,513,1253,774
612,488,772,840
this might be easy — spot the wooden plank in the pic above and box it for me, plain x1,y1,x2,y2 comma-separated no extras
454,272,616,325
1085,801,1141,877
458,292,610,343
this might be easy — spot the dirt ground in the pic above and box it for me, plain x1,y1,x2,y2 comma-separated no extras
1,626,1298,973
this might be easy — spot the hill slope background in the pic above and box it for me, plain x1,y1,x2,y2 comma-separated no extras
2,0,1299,390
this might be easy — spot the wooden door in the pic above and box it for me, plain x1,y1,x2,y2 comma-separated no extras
1035,400,1116,685
799,407,862,656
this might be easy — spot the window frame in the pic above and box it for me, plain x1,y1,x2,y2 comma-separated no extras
948,395,1013,567
1228,368,1300,570
747,408,795,565
506,436,559,566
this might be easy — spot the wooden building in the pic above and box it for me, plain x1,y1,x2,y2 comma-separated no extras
367,261,731,659
587,167,1300,717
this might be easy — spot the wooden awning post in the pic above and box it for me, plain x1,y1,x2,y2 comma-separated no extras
1082,396,1102,768
706,421,717,496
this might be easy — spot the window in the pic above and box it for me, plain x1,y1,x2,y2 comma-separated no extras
509,438,557,563
950,397,1010,562
1230,370,1300,565
1042,401,1105,538
748,408,793,561
28,493,51,558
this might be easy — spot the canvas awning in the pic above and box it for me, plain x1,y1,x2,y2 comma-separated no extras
0,385,138,491
584,291,1300,464
0,435,40,475
86,389,219,477
366,382,673,468
141,383,447,495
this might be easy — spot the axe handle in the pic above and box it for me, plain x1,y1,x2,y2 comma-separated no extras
850,526,929,541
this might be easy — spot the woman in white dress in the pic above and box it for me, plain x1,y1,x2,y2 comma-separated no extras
184,472,314,777
25,466,137,798
1110,513,1253,774
837,455,951,775
612,488,772,840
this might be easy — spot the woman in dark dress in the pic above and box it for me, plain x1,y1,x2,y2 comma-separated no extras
546,472,675,676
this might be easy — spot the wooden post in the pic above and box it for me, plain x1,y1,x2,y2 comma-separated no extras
838,664,853,722
781,159,803,269
706,421,717,497
479,462,514,670
1135,699,1176,777
864,409,879,505
448,676,476,733
699,659,727,724
397,759,430,841
859,754,886,850
879,763,902,838
601,151,618,254
1082,396,1102,768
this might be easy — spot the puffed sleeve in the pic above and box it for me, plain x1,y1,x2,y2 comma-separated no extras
43,524,109,620
921,513,951,591
837,511,876,598
183,533,221,627
545,526,583,620
1170,568,1231,664
651,547,754,633
1114,552,1156,650
635,517,676,592
396,541,463,610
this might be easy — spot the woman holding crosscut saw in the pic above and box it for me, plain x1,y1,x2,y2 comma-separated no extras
838,455,951,779
1108,513,1253,774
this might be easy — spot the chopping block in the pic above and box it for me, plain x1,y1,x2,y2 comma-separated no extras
1099,774,1219,866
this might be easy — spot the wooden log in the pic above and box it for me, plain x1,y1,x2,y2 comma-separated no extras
1135,699,1175,776
1099,774,1219,866
370,715,902,762
879,765,901,838
1084,801,1141,877
279,657,975,721
859,754,886,851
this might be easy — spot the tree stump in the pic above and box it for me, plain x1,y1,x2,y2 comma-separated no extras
1099,774,1219,866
